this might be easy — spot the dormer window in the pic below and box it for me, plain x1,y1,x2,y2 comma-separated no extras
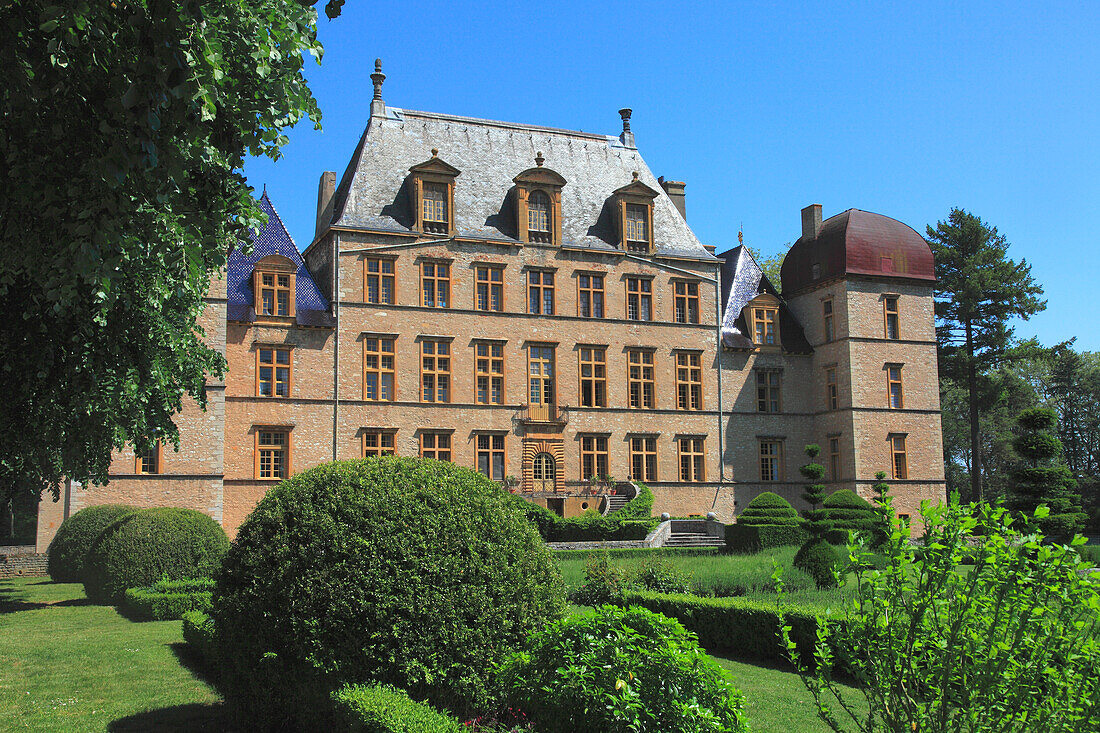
408,150,459,237
745,293,781,349
613,172,658,254
253,255,296,319
513,153,565,246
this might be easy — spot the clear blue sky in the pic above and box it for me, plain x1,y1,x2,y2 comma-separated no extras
244,0,1100,351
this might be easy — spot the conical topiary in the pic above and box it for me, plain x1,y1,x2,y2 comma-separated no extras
1007,407,1086,538
821,489,881,544
795,445,840,588
737,492,799,527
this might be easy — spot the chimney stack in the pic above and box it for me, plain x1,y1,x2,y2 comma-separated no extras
315,171,336,240
801,203,822,240
618,108,635,148
658,177,687,221
370,58,386,119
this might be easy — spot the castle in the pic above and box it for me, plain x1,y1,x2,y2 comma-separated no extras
29,64,944,548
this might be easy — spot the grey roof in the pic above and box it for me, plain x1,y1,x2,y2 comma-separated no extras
325,107,715,260
719,245,811,353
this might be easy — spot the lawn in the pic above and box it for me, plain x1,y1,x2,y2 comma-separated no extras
1,575,850,732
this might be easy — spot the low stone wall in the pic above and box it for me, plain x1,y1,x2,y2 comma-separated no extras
546,520,672,551
0,546,48,578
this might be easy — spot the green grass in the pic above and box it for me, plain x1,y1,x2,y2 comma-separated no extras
0,577,227,732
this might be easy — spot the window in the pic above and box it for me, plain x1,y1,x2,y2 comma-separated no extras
134,443,161,474
527,270,555,315
578,274,605,318
756,370,780,413
580,435,609,480
752,307,778,346
257,347,292,397
257,271,293,317
625,203,650,252
363,337,395,401
675,352,702,410
527,190,552,244
887,365,904,409
884,296,900,339
422,181,449,234
579,347,607,408
528,345,555,408
890,434,908,480
629,436,658,482
679,437,705,482
674,281,700,324
362,430,395,458
476,434,505,481
823,299,834,342
420,432,451,461
759,440,783,482
626,277,652,321
421,262,450,308
475,266,504,311
475,342,504,405
421,339,450,403
829,437,841,480
256,430,289,480
365,257,395,304
627,349,656,409
826,367,838,410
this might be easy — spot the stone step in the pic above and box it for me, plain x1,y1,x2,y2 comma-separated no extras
605,496,630,512
662,532,725,548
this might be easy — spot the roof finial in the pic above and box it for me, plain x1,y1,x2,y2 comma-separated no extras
618,108,635,148
632,171,639,180
535,151,544,167
431,148,439,157
370,58,386,118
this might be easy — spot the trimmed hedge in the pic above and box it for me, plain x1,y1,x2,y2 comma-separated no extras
331,684,464,733
120,578,214,621
181,610,219,666
613,590,831,668
737,492,799,526
821,489,883,544
725,524,808,553
82,507,228,603
46,504,138,582
552,546,721,560
521,483,657,542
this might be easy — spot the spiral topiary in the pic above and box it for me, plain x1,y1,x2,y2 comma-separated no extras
821,489,882,543
46,504,138,582
82,507,228,603
211,457,566,729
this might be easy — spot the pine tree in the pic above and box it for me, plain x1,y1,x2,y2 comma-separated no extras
1007,407,1086,538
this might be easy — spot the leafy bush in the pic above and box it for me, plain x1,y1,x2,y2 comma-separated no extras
46,504,138,582
181,610,218,665
212,457,565,728
635,556,692,594
820,489,883,544
737,491,799,526
725,523,808,553
569,549,633,606
553,547,721,560
120,578,214,621
498,605,748,733
610,482,654,520
82,507,228,603
331,684,464,733
793,539,841,588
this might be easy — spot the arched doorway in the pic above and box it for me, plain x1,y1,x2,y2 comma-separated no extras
532,452,556,492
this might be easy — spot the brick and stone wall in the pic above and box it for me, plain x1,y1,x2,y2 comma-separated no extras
0,546,48,578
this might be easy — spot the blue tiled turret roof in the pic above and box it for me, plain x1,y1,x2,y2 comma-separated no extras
227,192,333,327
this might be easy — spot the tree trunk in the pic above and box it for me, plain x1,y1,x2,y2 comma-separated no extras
965,318,982,502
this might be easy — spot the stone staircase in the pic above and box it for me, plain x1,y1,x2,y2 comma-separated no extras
604,494,630,513
662,519,726,548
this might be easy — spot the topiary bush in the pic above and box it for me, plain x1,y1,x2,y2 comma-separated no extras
821,489,883,544
737,491,799,526
120,577,215,621
46,504,138,582
724,523,808,553
212,457,566,729
331,684,465,733
497,605,748,733
82,507,228,603
793,539,841,589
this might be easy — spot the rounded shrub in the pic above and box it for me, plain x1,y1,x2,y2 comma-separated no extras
498,605,748,733
211,457,566,728
794,539,841,588
821,489,883,544
82,507,228,603
737,491,799,526
46,504,138,582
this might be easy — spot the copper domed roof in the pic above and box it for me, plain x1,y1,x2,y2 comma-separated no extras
780,209,935,296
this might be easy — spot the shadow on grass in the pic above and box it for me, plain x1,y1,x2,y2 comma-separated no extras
170,642,226,695
0,591,93,614
107,702,236,732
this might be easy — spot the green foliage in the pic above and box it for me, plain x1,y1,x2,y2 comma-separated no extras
181,610,219,666
498,605,748,733
82,507,228,603
799,445,832,543
212,457,565,727
634,556,693,595
46,504,138,582
820,490,883,544
793,539,841,589
331,684,465,733
1008,407,1086,537
520,483,656,541
737,491,800,526
120,580,214,621
553,547,721,560
725,524,808,553
784,500,1100,732
569,549,634,606
611,482,655,520
0,0,330,506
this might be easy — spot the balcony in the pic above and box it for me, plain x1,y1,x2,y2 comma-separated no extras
514,403,569,426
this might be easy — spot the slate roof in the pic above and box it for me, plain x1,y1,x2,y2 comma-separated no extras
227,192,333,327
719,245,811,354
324,107,715,260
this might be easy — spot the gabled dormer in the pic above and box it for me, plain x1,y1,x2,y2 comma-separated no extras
513,152,566,245
613,172,659,254
253,254,297,320
745,292,782,350
407,150,460,236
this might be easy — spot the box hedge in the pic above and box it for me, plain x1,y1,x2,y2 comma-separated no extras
330,684,464,733
725,523,808,553
521,483,657,541
121,578,214,621
46,504,138,582
181,610,219,666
